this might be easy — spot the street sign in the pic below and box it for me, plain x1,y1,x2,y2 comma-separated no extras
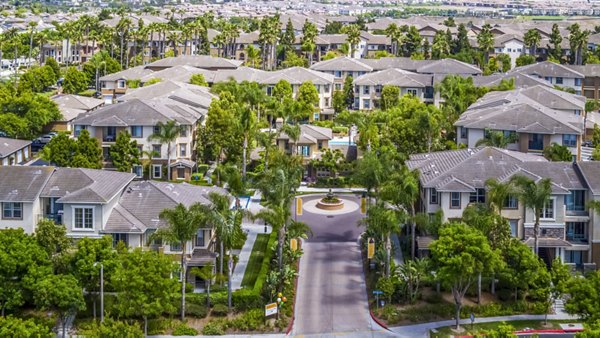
265,302,278,317
290,238,298,251
361,196,367,214
296,198,303,216
372,290,384,295
367,238,375,259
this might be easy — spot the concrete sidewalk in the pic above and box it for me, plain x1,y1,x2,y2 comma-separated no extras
390,313,579,338
297,186,366,194
391,234,404,267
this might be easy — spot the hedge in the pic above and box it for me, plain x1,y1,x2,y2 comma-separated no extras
253,230,278,294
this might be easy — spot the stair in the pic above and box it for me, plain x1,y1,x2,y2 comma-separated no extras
581,146,594,161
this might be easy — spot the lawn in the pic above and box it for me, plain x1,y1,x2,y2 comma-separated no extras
431,320,580,337
241,234,270,288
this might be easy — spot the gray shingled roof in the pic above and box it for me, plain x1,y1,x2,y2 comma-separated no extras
0,166,54,202
117,80,215,110
310,56,373,72
145,55,242,70
99,65,154,82
278,125,332,143
353,68,432,87
259,67,335,86
575,162,600,196
40,168,135,204
139,65,213,84
472,73,552,89
511,61,584,79
0,137,31,158
51,94,104,121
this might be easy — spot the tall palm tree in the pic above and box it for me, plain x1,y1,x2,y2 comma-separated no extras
475,131,515,149
147,121,181,181
255,130,278,172
524,29,541,57
477,23,494,65
152,203,207,321
245,45,261,68
141,147,159,180
485,177,515,215
510,176,552,255
27,21,37,67
385,23,403,56
342,24,361,58
301,20,318,64
239,106,255,179
116,16,133,68
362,201,400,277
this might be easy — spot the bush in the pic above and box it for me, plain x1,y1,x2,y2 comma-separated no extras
254,230,278,294
225,309,264,331
172,324,198,336
209,292,228,306
198,164,209,174
496,288,513,301
232,289,261,311
379,305,400,324
212,304,229,316
332,126,348,134
202,321,225,335
423,292,444,304
186,303,208,318
146,318,171,335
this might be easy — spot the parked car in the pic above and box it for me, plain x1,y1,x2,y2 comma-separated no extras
31,140,44,151
35,133,56,144
583,140,594,148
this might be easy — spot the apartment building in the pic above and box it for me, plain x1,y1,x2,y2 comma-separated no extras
0,138,32,166
407,147,596,269
276,124,333,172
511,61,584,95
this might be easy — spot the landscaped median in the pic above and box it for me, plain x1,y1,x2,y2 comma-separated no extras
430,320,581,337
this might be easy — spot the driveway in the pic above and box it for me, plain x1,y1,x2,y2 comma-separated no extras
293,195,393,337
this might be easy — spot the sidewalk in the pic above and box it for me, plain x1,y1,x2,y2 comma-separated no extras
390,313,579,338
391,234,404,267
297,186,366,193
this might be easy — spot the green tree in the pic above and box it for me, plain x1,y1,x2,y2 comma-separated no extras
524,29,542,57
380,85,400,111
41,132,76,167
110,131,140,172
543,142,573,162
280,18,296,59
475,130,516,148
453,23,471,54
301,20,317,64
565,271,600,322
341,24,361,57
245,45,261,68
281,51,308,68
147,121,181,181
0,86,62,139
496,53,512,72
45,57,61,80
18,66,57,93
189,73,208,86
477,24,494,64
430,222,501,330
332,90,346,114
431,30,450,59
35,219,71,273
323,21,343,34
343,75,354,109
568,23,590,65
353,151,386,204
34,274,85,338
549,24,563,61
510,176,552,255
74,129,103,169
402,26,422,57
296,81,320,121
385,23,403,56
190,264,215,308
485,177,516,215
79,318,143,338
151,203,206,320
516,54,536,67
363,202,400,277
111,249,179,335
62,66,88,94
0,316,52,337
500,238,547,301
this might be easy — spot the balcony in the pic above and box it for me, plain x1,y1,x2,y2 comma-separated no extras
103,134,116,142
528,140,544,151
37,213,63,225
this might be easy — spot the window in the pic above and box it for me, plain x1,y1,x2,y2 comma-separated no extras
112,233,128,247
566,222,586,241
153,125,161,135
195,230,205,247
179,127,187,137
556,77,563,84
300,146,310,157
450,192,461,209
363,86,370,95
504,195,518,209
575,110,581,116
170,241,182,252
542,199,555,219
133,165,143,177
179,144,187,157
335,83,341,90
324,84,330,92
544,76,552,83
334,70,342,78
460,127,468,139
469,188,486,204
152,164,162,179
117,80,126,88
575,78,582,86
565,190,585,211
430,188,438,204
363,99,370,109
563,134,577,147
152,144,161,156
74,125,87,137
130,126,143,138
509,219,518,237
565,250,584,265
324,98,330,107
407,89,418,96
73,207,94,229
315,85,320,92
2,202,22,219
375,85,382,94
177,167,185,179
318,141,323,150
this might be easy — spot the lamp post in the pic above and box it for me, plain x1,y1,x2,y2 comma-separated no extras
94,262,104,323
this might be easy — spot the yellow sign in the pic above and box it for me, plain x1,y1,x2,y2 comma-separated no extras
265,302,278,316
367,238,375,259
296,197,303,216
290,238,298,251
361,197,367,214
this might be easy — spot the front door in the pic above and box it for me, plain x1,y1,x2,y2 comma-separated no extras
195,230,205,248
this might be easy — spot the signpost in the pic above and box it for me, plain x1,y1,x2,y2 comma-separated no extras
265,303,278,317
367,238,375,259
373,290,384,310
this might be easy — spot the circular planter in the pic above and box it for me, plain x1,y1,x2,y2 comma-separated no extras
316,200,345,210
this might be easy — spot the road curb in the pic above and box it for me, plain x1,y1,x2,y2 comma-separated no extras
370,310,390,331
286,239,302,336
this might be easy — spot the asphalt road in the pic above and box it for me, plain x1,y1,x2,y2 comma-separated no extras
293,194,390,336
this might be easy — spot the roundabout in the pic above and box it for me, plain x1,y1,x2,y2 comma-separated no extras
302,196,360,215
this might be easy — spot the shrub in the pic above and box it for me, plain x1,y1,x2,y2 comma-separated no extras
226,309,264,331
209,292,228,306
423,292,444,304
186,303,208,318
202,321,225,335
496,288,513,301
146,318,171,335
379,305,400,324
172,324,198,336
197,164,209,174
232,289,261,311
254,230,278,294
212,304,229,316
332,126,348,134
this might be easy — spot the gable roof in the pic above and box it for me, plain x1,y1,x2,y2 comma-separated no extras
575,162,600,195
511,61,584,79
40,168,135,204
145,55,243,70
277,124,332,143
310,56,373,72
353,68,432,87
99,65,154,82
259,67,335,85
472,73,552,89
0,137,31,158
0,166,54,202
117,80,215,110
51,94,104,121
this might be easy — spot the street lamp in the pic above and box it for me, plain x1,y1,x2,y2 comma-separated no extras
93,262,104,323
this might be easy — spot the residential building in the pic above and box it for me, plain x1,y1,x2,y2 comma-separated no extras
455,85,585,160
0,137,32,166
276,124,332,173
144,55,243,72
407,147,595,268
49,94,104,132
492,34,525,68
511,61,584,95
99,65,154,104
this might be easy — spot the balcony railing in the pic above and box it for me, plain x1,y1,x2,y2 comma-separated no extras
103,135,116,142
37,213,63,224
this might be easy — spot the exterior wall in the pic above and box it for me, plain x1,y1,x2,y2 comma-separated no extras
0,202,36,234
466,128,485,148
494,40,524,68
354,85,425,110
64,203,105,238
0,146,31,166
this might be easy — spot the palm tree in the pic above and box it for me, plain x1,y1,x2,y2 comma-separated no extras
510,176,552,255
147,121,181,181
152,203,207,321
280,124,300,156
485,177,515,215
255,130,278,172
477,23,494,65
385,23,403,56
301,20,318,64
475,131,515,148
27,21,37,67
362,201,400,277
141,147,159,179
342,24,361,58
245,45,261,68
524,29,541,57
189,264,215,307
239,106,256,179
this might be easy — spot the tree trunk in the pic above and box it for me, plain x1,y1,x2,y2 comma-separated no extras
491,274,496,295
144,316,148,337
477,272,482,305
1,305,5,317
454,302,461,330
242,134,247,178
28,31,34,68
385,235,391,277
220,241,224,285
534,213,540,256
181,242,187,321
411,206,416,260
62,318,66,338
206,277,211,307
166,142,172,181
227,255,232,313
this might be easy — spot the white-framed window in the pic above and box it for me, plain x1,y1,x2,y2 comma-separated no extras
430,188,438,204
450,192,461,209
170,241,182,252
179,127,187,137
504,195,518,209
469,188,486,204
179,144,187,157
563,134,577,147
73,206,94,229
363,86,370,95
130,126,143,138
407,88,418,96
74,125,87,137
363,99,370,109
152,144,162,156
460,126,468,139
509,219,518,237
2,202,22,220
152,164,162,179
153,125,161,135
133,165,143,178
541,198,555,220
117,80,126,88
